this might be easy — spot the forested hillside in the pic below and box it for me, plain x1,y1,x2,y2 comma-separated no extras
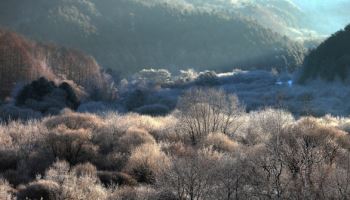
300,24,350,82
0,30,114,100
0,0,306,74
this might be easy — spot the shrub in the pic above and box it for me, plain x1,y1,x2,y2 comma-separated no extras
17,180,61,200
133,104,170,116
0,104,42,121
0,150,18,171
45,160,71,184
132,69,172,88
72,162,97,178
125,143,170,184
177,88,244,145
45,127,97,164
92,152,128,171
0,179,15,200
130,163,156,184
97,171,137,187
118,127,156,153
44,111,103,130
110,186,156,200
44,160,108,200
2,169,29,187
151,190,178,200
204,133,239,153
15,77,81,114
77,101,112,113
195,71,220,86
61,175,108,200
124,89,147,111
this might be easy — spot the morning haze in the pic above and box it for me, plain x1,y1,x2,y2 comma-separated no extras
0,0,350,199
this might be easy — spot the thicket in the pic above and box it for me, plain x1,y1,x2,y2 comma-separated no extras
0,88,350,199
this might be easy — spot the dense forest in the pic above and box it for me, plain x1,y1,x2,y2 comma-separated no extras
300,24,350,82
0,0,306,75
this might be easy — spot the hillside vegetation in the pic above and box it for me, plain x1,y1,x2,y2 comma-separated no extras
0,30,115,100
1,90,350,199
0,0,306,74
300,24,350,82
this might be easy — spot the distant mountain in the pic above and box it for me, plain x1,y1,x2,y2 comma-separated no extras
300,24,350,82
0,0,306,75
185,0,318,40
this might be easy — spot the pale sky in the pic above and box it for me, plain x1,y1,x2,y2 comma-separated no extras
292,0,350,34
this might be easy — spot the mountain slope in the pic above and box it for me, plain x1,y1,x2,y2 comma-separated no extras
0,0,306,74
300,24,350,82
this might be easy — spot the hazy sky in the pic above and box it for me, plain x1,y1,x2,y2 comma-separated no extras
293,0,350,34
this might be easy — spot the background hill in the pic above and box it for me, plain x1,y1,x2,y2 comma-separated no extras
0,0,306,75
300,24,350,82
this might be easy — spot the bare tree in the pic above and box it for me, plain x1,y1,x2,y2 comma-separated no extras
177,88,244,145
213,156,247,200
160,152,217,200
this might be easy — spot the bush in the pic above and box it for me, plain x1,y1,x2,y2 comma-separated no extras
97,171,137,187
110,186,156,200
44,111,103,130
177,88,243,145
62,175,108,200
15,77,81,114
125,143,170,184
0,150,18,171
0,179,15,200
204,133,239,153
0,104,42,121
124,89,148,111
118,127,156,153
151,190,178,200
44,160,108,200
45,127,97,164
134,104,170,116
2,169,29,187
195,71,220,86
72,162,97,178
17,180,61,200
132,69,172,88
